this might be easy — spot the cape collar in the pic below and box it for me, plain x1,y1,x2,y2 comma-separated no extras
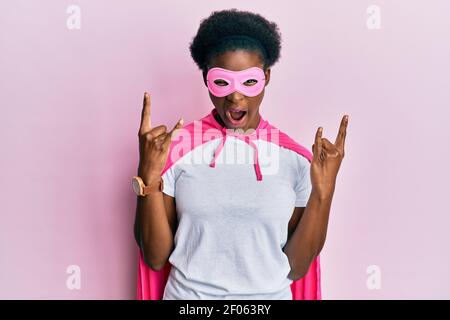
206,108,269,181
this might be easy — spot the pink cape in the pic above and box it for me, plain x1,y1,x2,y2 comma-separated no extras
136,109,322,300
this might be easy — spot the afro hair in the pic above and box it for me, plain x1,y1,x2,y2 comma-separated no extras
189,8,282,78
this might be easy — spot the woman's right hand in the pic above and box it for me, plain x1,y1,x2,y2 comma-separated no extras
138,92,183,182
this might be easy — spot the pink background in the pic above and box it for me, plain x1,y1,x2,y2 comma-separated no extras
1,0,449,299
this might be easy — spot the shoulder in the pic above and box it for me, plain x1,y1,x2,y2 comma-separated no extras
161,115,222,174
262,122,313,164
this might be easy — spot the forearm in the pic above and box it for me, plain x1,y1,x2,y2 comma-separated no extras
134,175,174,270
283,187,334,280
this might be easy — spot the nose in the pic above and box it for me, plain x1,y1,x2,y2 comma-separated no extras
226,90,245,102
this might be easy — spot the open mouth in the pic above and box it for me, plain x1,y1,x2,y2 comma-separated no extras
230,110,246,120
226,109,247,125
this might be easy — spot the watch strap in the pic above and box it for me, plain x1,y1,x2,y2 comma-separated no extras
142,176,164,195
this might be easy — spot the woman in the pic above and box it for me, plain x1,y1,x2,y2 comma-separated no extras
133,8,348,300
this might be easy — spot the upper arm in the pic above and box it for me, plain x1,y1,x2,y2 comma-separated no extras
287,206,305,242
294,156,312,207
161,164,179,235
286,154,311,243
163,193,177,236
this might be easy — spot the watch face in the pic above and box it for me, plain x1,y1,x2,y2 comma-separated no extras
132,178,141,194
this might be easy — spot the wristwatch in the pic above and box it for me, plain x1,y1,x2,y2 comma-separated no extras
132,175,164,196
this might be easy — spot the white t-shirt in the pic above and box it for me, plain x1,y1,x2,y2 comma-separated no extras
161,109,312,300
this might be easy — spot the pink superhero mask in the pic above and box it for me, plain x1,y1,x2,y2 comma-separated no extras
206,67,266,97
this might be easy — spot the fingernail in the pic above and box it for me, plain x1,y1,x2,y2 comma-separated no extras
179,118,184,125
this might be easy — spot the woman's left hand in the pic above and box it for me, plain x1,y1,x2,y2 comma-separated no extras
310,115,349,199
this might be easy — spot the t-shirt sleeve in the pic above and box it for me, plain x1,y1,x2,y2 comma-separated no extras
294,155,312,207
161,165,177,197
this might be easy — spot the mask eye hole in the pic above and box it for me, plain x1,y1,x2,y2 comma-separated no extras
214,79,229,86
244,79,258,86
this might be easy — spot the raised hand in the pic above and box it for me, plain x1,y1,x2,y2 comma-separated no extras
138,92,183,183
310,115,349,199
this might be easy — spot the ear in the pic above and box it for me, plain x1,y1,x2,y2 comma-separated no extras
264,68,271,87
